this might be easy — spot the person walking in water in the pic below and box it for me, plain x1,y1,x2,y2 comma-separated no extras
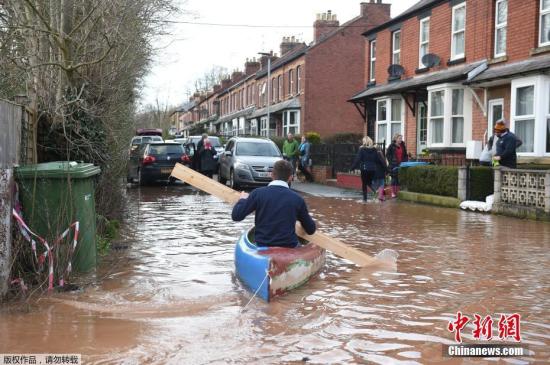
386,134,408,198
351,136,387,202
282,133,299,177
198,138,217,178
298,135,313,182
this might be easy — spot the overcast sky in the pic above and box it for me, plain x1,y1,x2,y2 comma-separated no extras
140,0,416,108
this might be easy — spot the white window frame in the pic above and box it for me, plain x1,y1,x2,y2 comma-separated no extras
375,96,404,147
369,40,376,82
451,2,466,61
296,65,302,94
260,117,268,137
283,110,301,135
427,83,472,148
278,75,283,101
540,0,550,47
494,0,507,58
511,76,550,157
419,17,430,68
392,30,401,65
488,98,504,139
288,69,294,96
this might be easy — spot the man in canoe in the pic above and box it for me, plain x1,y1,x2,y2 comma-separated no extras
231,160,316,248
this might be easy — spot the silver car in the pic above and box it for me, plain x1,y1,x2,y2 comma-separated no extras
218,137,282,189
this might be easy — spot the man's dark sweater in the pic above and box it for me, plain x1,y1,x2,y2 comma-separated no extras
231,182,316,248
496,131,518,168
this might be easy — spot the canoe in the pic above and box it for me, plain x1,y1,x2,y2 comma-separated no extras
234,227,326,301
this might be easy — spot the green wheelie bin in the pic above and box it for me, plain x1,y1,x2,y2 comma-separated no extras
15,161,101,272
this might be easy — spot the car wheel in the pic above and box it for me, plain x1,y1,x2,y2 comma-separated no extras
218,167,227,184
138,168,148,186
229,169,240,190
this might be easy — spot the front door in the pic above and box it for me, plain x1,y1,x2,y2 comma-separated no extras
488,99,504,140
417,103,428,155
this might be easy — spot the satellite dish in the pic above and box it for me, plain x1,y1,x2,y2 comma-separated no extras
422,53,440,68
387,64,405,78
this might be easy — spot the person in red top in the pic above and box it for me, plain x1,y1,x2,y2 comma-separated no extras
385,134,408,198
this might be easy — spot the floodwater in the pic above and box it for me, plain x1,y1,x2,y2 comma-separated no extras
1,183,549,364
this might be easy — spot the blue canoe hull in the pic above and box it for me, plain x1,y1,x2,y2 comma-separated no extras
234,227,326,301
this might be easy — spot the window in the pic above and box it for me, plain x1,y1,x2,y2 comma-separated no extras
514,85,535,153
283,110,300,135
451,3,466,60
488,99,504,137
494,0,507,57
419,17,430,67
452,89,464,143
392,30,401,64
278,75,283,101
272,77,277,102
376,98,403,145
430,90,445,144
369,40,376,81
547,83,550,153
250,119,258,135
260,117,268,136
541,0,550,46
296,65,302,93
427,84,471,147
288,69,294,95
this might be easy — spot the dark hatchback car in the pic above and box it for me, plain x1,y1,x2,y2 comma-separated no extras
127,143,194,185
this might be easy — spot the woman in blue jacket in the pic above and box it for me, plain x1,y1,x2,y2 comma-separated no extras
298,136,313,182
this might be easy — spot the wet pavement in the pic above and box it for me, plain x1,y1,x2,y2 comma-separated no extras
1,182,549,364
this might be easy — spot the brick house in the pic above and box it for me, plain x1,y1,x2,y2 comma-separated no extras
206,1,391,138
350,0,550,163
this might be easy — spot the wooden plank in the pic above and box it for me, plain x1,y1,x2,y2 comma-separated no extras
171,163,379,267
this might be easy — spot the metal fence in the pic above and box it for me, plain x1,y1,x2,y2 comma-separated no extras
310,142,386,178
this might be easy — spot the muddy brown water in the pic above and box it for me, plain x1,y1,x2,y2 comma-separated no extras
1,184,549,364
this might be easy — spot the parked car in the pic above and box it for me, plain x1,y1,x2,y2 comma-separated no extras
129,135,164,153
218,137,282,189
127,142,194,185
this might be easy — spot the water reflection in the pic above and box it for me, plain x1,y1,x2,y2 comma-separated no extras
0,183,548,364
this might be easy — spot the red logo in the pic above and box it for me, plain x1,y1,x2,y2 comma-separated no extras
448,312,521,343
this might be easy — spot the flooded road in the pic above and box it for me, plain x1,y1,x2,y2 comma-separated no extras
1,183,549,364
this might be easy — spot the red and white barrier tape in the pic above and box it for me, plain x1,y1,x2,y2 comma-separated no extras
12,208,79,291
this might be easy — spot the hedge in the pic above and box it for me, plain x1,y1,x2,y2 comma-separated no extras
400,165,458,198
469,166,493,201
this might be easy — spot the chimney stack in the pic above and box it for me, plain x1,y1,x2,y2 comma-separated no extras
244,58,261,75
221,78,231,90
360,1,391,18
213,84,221,93
280,36,303,56
231,70,244,83
313,10,339,43
259,51,278,69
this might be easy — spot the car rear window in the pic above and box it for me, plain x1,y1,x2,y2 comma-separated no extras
148,144,184,155
142,136,163,143
236,142,280,157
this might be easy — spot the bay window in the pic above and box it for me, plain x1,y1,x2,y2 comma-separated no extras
427,84,472,147
376,98,403,145
494,0,507,57
451,2,466,60
283,110,300,135
419,17,430,67
510,76,550,156
540,0,550,46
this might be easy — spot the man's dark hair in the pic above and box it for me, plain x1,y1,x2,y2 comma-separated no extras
272,160,293,182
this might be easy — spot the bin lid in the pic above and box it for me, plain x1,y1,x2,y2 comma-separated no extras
16,161,101,179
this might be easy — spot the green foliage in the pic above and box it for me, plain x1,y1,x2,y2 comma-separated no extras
305,132,321,145
400,165,458,198
469,167,494,201
96,216,120,256
189,123,207,136
322,132,363,145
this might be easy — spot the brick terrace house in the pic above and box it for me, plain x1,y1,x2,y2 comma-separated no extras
350,0,550,163
201,1,392,138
